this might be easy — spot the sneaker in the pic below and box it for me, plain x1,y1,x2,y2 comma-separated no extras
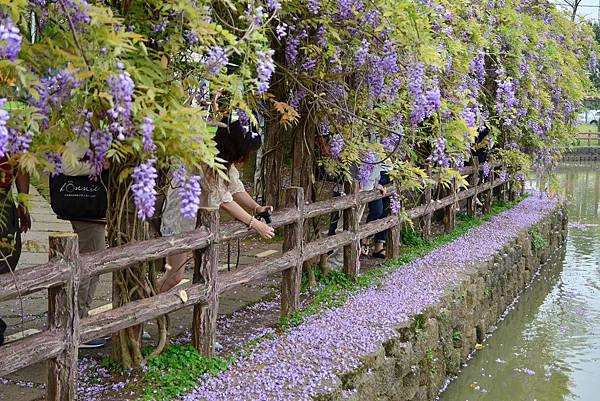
0,318,6,346
79,338,107,349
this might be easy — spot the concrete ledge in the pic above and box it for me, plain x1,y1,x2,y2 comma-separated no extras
562,147,600,162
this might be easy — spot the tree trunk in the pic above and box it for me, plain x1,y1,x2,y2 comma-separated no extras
259,43,286,208
107,163,167,368
291,113,317,286
260,106,284,208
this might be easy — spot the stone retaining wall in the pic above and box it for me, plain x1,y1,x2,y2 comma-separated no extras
329,205,567,401
562,147,600,162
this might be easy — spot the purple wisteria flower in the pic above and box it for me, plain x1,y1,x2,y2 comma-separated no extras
329,134,344,160
256,49,275,95
354,39,369,67
44,151,63,177
10,130,34,154
482,161,490,178
107,68,135,140
86,129,112,176
495,77,518,126
72,109,93,138
499,170,508,182
390,194,401,214
429,137,450,168
62,0,91,29
306,0,321,14
357,150,376,187
206,46,229,75
266,0,282,12
185,30,199,45
461,106,477,128
470,53,485,84
140,117,156,153
132,159,158,220
173,165,202,219
289,89,307,110
276,23,287,40
0,18,22,62
0,99,10,157
237,109,251,134
246,4,266,26
30,69,81,130
285,33,300,65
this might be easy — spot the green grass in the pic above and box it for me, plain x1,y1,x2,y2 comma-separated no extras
280,197,527,330
132,345,233,401
576,123,598,133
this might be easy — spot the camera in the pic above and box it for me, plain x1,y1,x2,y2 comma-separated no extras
255,210,272,224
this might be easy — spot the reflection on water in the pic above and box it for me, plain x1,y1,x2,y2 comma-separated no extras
439,163,600,401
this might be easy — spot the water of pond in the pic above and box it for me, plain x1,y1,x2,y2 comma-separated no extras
439,162,600,401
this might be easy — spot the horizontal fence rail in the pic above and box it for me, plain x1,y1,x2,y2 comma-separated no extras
0,162,515,399
576,132,600,146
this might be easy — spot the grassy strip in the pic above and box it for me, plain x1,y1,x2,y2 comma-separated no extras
102,197,525,400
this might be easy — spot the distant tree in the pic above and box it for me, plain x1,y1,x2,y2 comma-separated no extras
564,0,584,21
590,23,600,91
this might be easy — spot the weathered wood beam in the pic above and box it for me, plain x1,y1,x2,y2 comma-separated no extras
281,187,304,317
47,233,80,401
192,208,220,358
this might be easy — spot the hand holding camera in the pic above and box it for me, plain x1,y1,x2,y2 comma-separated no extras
254,205,273,224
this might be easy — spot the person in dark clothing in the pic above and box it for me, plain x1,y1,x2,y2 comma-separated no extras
472,125,491,165
0,156,31,346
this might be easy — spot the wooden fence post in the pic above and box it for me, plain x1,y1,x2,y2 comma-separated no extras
192,208,220,358
386,187,401,260
422,164,432,240
466,169,478,217
444,180,457,232
343,181,360,279
281,187,304,317
47,233,80,401
482,166,493,214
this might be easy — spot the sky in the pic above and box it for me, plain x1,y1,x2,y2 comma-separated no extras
554,0,600,21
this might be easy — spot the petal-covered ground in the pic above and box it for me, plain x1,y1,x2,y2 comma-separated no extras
183,193,559,401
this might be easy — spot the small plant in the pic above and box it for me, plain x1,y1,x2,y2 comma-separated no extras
452,330,462,347
99,355,126,374
401,227,427,247
484,287,493,298
413,314,426,333
425,348,438,374
530,227,546,250
138,345,233,401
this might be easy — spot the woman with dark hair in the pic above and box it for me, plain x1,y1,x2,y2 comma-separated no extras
158,118,274,292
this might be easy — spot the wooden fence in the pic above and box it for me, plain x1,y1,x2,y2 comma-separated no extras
576,132,600,146
0,162,511,400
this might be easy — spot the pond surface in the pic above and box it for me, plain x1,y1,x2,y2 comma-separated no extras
439,163,600,401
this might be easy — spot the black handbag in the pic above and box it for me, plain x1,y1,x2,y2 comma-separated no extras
49,171,108,220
